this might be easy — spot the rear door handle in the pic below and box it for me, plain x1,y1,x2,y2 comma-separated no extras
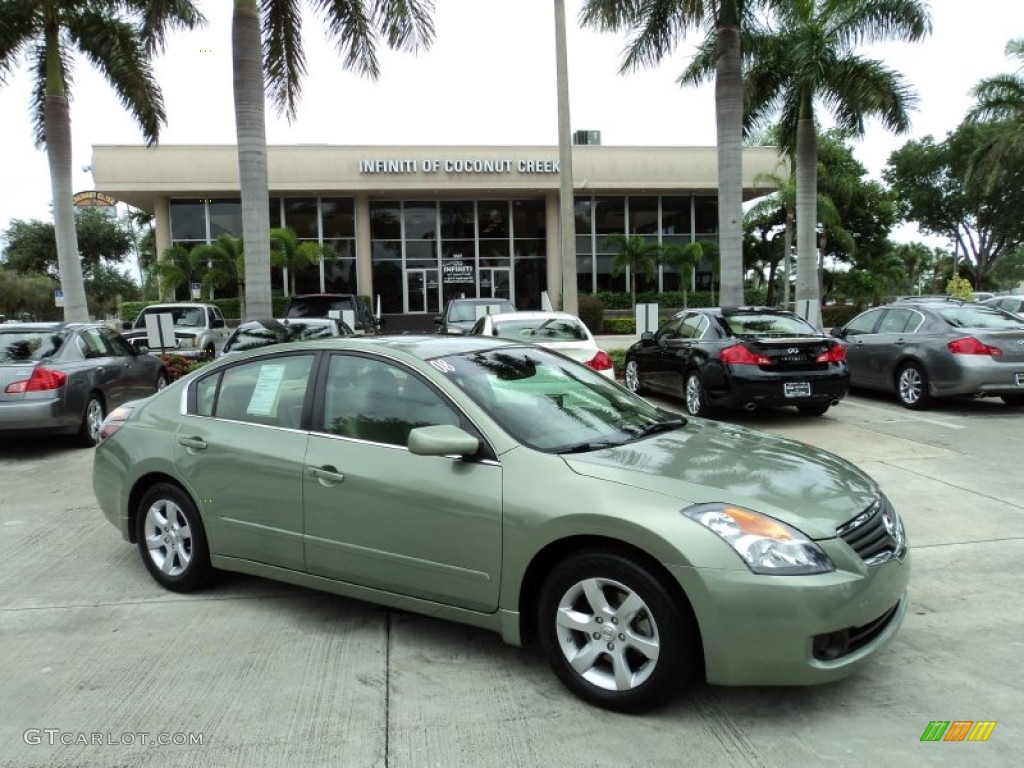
178,436,208,451
309,465,345,486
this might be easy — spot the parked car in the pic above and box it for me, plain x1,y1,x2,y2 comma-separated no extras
830,300,1024,408
121,303,230,359
94,335,908,711
221,317,353,356
468,310,614,379
283,293,381,335
624,307,849,417
435,297,516,334
1,322,167,446
982,295,1024,320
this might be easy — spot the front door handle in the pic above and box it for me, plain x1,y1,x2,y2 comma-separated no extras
310,465,345,487
178,436,208,451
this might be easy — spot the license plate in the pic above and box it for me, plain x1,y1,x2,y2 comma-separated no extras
784,382,812,398
1016,373,1024,387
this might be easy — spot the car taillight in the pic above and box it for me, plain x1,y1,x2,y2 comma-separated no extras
815,343,846,363
4,367,68,393
948,337,1003,356
720,344,770,365
586,350,614,371
98,404,136,441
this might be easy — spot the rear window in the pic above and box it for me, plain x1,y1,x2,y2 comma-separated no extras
286,296,356,318
491,318,587,341
0,331,63,362
449,301,515,322
722,312,819,337
937,306,1024,329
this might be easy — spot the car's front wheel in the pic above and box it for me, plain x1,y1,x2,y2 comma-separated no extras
135,483,213,592
537,551,699,712
896,362,931,409
684,372,712,417
624,359,647,395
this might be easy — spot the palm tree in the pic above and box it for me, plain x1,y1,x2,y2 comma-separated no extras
741,0,930,328
967,38,1024,188
580,0,762,308
151,244,207,301
194,234,246,310
231,0,435,321
661,240,711,308
0,2,203,322
269,227,329,296
606,234,660,308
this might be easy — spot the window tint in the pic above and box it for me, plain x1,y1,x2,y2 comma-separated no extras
655,317,683,341
78,329,110,358
844,310,884,336
204,354,313,428
491,318,587,341
937,306,1024,329
0,331,63,362
679,314,708,339
100,329,134,356
877,309,916,334
723,312,818,337
320,355,459,445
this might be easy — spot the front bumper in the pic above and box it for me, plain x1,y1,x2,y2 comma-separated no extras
668,546,910,686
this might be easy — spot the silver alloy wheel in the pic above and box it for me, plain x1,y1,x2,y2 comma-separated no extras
685,374,703,415
898,367,922,405
554,576,660,692
143,500,193,577
85,398,104,443
624,360,640,392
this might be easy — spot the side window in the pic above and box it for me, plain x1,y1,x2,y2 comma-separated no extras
207,354,313,428
681,314,708,339
655,317,684,341
320,355,460,446
78,329,110,359
100,329,134,357
877,309,914,334
844,310,883,336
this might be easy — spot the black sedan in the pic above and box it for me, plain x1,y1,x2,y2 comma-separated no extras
0,322,168,446
624,307,849,417
831,300,1024,408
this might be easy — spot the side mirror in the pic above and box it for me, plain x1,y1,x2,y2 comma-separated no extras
408,425,479,457
137,345,149,355
640,331,655,342
829,327,843,338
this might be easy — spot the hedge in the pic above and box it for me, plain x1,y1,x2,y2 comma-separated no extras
119,296,291,322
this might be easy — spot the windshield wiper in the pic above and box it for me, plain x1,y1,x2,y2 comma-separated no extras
554,440,626,454
629,417,687,439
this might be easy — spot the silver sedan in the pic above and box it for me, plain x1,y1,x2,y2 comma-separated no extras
0,322,168,446
831,301,1024,408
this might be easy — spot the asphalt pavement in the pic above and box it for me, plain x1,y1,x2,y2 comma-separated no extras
0,390,1021,767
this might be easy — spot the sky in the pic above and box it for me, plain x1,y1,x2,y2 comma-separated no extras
0,0,1016,250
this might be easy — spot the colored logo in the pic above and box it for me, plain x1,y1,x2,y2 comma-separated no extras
920,721,996,742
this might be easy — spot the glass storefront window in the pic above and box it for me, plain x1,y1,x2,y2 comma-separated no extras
513,239,544,258
371,203,401,239
514,257,545,310
479,240,510,261
169,200,206,240
574,197,593,237
662,196,691,236
594,197,625,237
513,199,545,239
695,197,718,235
406,240,437,261
324,238,354,259
373,261,404,313
322,198,355,239
269,198,281,228
284,198,319,238
629,197,658,235
477,201,509,239
403,201,437,241
577,254,593,295
324,258,357,294
596,254,625,293
441,201,475,239
208,200,242,239
372,241,402,261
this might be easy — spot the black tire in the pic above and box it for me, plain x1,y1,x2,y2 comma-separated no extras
74,394,105,447
1002,394,1024,407
797,403,830,416
624,358,647,395
155,371,169,392
896,362,931,410
135,483,213,592
684,372,712,418
537,550,699,712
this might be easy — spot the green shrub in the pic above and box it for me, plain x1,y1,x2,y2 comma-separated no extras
603,316,637,334
578,295,605,333
821,304,863,329
606,348,628,378
160,354,212,381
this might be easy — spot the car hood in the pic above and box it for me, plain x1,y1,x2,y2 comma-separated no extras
562,419,878,539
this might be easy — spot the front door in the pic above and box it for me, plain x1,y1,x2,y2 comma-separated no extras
479,267,512,302
407,268,440,314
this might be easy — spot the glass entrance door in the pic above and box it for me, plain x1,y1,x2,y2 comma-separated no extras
479,267,512,302
407,268,440,313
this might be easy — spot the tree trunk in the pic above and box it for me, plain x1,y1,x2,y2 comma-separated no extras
43,32,88,322
715,24,744,307
233,1,273,320
783,201,794,307
795,114,822,329
554,0,578,314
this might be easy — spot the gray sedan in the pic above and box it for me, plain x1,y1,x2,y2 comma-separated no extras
831,301,1024,408
0,323,168,446
983,295,1024,321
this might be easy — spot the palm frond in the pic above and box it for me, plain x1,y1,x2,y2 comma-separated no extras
264,0,306,120
314,0,381,79
0,1,38,86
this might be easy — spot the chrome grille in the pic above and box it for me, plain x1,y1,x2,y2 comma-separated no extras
837,496,907,565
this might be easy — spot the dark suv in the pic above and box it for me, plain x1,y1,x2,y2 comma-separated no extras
283,294,382,335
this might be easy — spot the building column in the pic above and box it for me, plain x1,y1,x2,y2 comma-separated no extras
545,191,561,310
355,193,372,301
153,197,171,301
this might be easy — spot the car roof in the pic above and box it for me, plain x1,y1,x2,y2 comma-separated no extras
210,334,522,363
448,297,513,305
138,302,212,309
486,311,580,322
0,322,97,331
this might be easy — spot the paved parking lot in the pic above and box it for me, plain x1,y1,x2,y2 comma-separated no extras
1,391,1021,767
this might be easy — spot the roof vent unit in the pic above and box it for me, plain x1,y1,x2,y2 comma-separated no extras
572,130,601,146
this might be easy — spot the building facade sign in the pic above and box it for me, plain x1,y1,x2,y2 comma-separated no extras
359,158,559,175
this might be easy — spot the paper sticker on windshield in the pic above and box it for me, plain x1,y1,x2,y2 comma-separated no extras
247,364,286,416
430,359,456,374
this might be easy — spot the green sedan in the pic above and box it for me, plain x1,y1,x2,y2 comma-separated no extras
93,335,909,711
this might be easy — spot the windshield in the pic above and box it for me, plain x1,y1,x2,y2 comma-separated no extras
491,317,587,341
224,321,337,353
936,306,1024,329
136,306,206,328
723,312,820,337
433,347,672,452
449,301,515,323
0,331,63,362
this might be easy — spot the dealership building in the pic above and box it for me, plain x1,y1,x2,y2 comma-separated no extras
91,143,780,317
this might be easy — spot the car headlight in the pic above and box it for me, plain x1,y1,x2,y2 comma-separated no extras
682,503,834,575
177,337,194,348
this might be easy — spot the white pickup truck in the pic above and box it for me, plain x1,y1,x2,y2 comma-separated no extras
121,303,231,359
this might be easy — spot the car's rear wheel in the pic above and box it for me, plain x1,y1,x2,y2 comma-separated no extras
797,403,830,416
537,551,698,712
624,359,647,395
74,394,105,447
684,372,712,417
135,483,213,592
1001,394,1024,406
896,363,931,409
